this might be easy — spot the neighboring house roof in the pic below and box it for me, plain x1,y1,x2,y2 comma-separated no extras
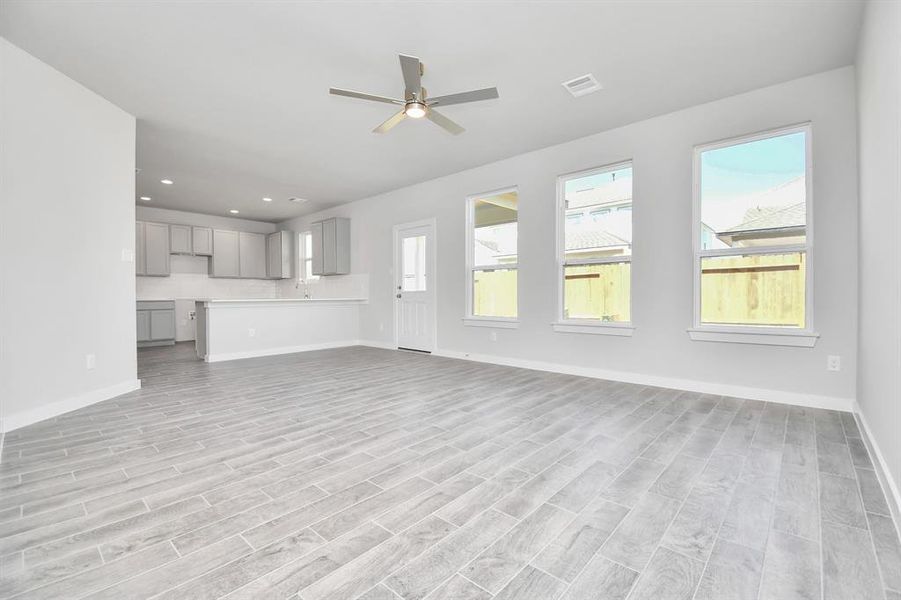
566,177,632,210
474,229,628,262
719,201,806,234
565,229,629,251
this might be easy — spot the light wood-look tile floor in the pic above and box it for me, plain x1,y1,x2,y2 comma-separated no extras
1,343,900,599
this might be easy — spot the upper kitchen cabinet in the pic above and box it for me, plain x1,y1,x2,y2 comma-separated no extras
211,229,240,277
192,227,213,255
169,224,192,254
267,230,293,279
311,217,350,276
239,232,267,279
136,221,170,276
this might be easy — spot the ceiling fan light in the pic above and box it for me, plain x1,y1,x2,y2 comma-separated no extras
405,102,427,119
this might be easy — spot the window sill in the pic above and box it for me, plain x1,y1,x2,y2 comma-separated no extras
552,322,634,336
687,328,819,347
463,317,520,329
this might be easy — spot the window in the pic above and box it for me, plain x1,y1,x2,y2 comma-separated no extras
693,124,813,339
298,231,318,282
402,234,427,291
466,188,518,322
556,162,633,329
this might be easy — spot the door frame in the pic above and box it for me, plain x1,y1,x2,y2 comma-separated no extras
392,218,438,352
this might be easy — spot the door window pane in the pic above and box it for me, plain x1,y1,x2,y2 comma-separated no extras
563,263,631,322
473,269,517,318
699,131,807,249
473,192,518,266
700,252,806,327
402,235,427,292
563,166,632,262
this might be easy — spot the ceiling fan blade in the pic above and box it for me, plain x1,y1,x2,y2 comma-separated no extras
373,110,407,134
426,108,464,135
428,87,499,107
399,54,422,96
330,88,403,105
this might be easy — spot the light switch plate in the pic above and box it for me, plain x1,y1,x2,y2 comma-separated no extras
86,354,96,370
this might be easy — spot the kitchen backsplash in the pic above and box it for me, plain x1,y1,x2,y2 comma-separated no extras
277,273,369,300
136,256,279,300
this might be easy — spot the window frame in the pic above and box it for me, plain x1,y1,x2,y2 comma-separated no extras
464,185,520,327
689,122,817,346
554,160,635,336
297,231,319,283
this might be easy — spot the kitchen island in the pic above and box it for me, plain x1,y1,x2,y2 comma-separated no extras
194,298,367,362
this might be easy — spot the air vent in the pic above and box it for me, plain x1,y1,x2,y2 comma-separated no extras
562,73,602,98
288,197,308,203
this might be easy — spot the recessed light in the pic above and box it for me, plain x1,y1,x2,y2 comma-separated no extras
262,197,273,202
229,209,240,214
160,179,174,185
139,196,151,201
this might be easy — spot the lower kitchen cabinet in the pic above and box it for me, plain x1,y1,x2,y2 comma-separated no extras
137,301,176,347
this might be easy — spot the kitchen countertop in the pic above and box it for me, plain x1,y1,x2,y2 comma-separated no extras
196,297,367,304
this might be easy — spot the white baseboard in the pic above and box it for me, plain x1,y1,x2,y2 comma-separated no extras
3,379,142,433
432,348,854,412
852,400,901,526
205,340,360,363
357,340,397,350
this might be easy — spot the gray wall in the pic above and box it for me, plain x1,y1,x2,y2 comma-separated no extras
0,38,138,431
281,67,859,407
856,0,901,507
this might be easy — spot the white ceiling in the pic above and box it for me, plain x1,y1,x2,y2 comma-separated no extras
1,1,863,222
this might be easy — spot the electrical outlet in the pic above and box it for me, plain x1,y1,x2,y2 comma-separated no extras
248,328,256,338
86,354,96,370
489,331,498,342
827,355,841,372
121,248,134,263
379,322,384,332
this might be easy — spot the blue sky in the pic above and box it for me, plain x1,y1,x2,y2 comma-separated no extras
701,131,806,230
701,131,806,199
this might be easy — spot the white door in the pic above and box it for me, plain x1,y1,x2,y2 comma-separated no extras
394,221,436,352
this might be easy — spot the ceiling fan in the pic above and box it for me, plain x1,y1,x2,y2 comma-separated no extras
329,54,499,135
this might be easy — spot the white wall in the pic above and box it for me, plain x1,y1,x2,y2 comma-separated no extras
136,205,277,234
856,0,901,508
0,38,138,431
281,67,859,407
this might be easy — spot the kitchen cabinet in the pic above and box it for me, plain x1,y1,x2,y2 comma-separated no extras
192,227,213,255
136,309,150,341
211,229,240,277
136,221,170,276
169,224,192,254
239,232,267,279
267,230,293,279
137,301,175,347
311,217,350,276
135,222,146,276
